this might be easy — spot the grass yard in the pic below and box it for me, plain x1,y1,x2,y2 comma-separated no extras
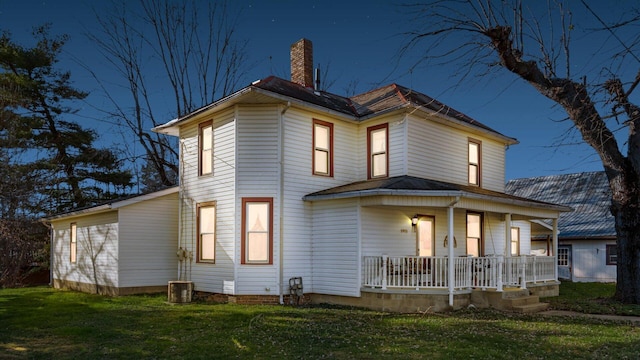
1,285,639,359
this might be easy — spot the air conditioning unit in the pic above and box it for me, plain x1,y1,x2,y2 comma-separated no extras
168,281,193,304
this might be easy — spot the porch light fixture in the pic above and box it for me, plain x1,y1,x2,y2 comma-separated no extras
411,215,419,226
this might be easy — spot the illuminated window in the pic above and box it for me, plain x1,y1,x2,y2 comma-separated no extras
241,198,273,264
197,202,216,263
511,227,520,256
466,212,483,257
313,119,333,176
70,223,77,263
368,123,388,178
199,121,213,175
468,139,481,186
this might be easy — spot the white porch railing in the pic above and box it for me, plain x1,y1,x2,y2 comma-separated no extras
362,255,557,291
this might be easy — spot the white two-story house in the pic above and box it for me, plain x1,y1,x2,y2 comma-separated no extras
150,39,569,312
47,39,569,312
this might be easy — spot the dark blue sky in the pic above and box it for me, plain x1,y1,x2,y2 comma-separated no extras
2,0,633,180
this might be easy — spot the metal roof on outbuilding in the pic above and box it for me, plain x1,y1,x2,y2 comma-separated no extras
506,171,615,239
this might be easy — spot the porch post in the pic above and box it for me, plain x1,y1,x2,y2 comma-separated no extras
448,205,455,307
504,213,511,257
553,218,559,280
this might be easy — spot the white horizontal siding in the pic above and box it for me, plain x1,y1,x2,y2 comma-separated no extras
235,105,280,294
280,108,361,293
512,220,531,256
406,114,507,192
179,108,236,293
311,199,360,297
362,207,470,258
50,211,119,289
118,192,179,287
563,240,616,282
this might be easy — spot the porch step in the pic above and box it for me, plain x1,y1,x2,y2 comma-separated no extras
502,295,549,313
512,302,550,313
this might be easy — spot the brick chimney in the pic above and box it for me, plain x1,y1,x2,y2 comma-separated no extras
290,38,313,88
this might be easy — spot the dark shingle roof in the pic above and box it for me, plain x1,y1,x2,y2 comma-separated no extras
304,175,567,211
506,171,615,239
253,77,512,140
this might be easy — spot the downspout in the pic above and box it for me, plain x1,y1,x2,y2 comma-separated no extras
448,196,460,308
278,102,290,304
47,222,54,287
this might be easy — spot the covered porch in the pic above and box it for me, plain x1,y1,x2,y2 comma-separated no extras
304,176,571,309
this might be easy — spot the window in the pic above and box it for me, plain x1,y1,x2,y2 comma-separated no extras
557,247,569,266
313,119,333,176
199,121,213,175
197,202,216,263
606,244,617,265
367,123,388,179
510,227,520,256
466,212,483,257
70,223,77,263
241,198,273,264
468,139,481,186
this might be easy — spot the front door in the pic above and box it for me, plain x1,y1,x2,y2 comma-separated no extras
557,245,572,280
416,216,435,256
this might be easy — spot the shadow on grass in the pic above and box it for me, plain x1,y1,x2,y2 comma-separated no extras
1,287,639,359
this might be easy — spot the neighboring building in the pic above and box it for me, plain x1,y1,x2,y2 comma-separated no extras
506,171,616,283
150,38,569,312
45,187,179,295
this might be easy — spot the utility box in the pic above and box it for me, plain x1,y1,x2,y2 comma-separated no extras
289,277,303,305
168,281,193,304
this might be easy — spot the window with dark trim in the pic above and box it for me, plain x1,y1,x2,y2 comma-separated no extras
241,198,273,265
468,139,481,186
466,212,483,257
367,123,388,179
606,244,617,265
313,119,333,176
197,202,216,263
510,227,520,256
70,223,77,263
199,121,213,176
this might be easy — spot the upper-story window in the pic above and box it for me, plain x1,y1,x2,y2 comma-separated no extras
313,119,333,176
199,121,213,176
468,139,481,186
368,123,388,179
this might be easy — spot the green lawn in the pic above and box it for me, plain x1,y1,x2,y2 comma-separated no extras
548,281,640,316
1,285,639,359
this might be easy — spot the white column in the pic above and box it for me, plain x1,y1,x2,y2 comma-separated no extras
448,206,455,307
504,213,511,257
553,218,559,280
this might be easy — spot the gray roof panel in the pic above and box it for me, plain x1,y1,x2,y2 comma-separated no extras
506,171,615,239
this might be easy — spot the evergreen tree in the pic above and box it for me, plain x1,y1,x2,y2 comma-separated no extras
0,26,132,215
